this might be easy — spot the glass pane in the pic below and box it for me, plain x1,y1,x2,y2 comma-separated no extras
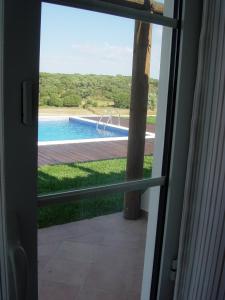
153,0,176,18
38,3,173,300
38,3,166,192
37,1,173,218
97,0,175,18
38,192,147,299
38,193,124,228
97,0,145,9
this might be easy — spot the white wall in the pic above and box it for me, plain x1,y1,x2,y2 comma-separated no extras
141,0,203,298
140,1,174,298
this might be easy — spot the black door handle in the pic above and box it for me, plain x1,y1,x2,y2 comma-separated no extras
8,213,29,300
22,81,34,126
10,245,29,300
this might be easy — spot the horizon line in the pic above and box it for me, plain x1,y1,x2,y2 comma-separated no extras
40,71,159,80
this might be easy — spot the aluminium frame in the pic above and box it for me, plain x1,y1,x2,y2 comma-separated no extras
38,0,179,207
46,0,178,27
37,2,181,299
150,0,182,298
38,176,165,206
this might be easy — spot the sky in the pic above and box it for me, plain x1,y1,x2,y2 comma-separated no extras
40,3,163,79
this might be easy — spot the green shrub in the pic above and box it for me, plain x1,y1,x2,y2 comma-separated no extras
86,99,92,105
39,96,49,106
39,73,159,109
62,95,81,107
86,99,98,107
148,93,157,110
83,103,88,109
114,92,130,108
47,95,63,107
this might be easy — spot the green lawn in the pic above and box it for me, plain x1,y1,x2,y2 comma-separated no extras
147,115,156,124
38,156,153,228
121,115,156,125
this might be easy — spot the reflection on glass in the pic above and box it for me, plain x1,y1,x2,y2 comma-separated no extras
37,3,171,299
38,3,163,218
38,192,147,299
94,0,175,18
38,193,124,227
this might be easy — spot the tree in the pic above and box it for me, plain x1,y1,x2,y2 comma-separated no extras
38,73,158,109
47,95,63,107
63,95,81,107
148,93,157,111
114,92,130,108
124,21,152,220
124,1,163,220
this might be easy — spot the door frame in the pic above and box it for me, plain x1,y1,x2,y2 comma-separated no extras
156,0,203,299
0,1,41,299
0,0,180,299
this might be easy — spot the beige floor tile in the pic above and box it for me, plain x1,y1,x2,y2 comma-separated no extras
40,258,91,287
39,280,79,300
78,287,127,300
38,213,147,300
53,241,100,264
83,260,129,293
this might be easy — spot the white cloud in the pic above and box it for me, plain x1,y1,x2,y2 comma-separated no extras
40,43,133,75
70,42,133,74
72,42,133,62
40,27,163,78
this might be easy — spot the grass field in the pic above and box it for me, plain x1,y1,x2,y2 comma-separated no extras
38,156,153,228
147,115,156,124
39,106,156,118
39,106,130,116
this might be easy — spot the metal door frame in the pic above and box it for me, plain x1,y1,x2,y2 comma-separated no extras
0,1,181,299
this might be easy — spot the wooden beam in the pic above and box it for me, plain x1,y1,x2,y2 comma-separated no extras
151,2,164,15
48,0,178,27
98,0,164,15
98,0,144,10
124,21,152,219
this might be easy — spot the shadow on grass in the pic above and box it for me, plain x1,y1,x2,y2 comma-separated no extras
38,165,126,194
38,157,152,228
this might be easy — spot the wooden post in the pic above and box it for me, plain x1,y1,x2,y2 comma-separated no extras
124,21,152,219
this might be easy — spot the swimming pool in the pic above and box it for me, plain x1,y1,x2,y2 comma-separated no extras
38,116,155,146
38,117,129,145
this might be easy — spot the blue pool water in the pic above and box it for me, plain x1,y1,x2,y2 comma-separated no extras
38,118,128,142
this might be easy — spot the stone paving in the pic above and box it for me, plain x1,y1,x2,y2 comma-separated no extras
38,212,147,300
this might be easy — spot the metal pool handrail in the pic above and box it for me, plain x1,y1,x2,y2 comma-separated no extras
96,111,121,130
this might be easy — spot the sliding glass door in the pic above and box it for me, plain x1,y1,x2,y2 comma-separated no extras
0,0,181,299
0,0,41,299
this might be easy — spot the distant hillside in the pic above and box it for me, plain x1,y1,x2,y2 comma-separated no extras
39,72,158,109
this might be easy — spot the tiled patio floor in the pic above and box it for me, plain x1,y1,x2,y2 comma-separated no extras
38,212,147,300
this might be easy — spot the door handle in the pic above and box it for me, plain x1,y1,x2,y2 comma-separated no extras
8,213,29,300
10,245,29,300
22,80,34,125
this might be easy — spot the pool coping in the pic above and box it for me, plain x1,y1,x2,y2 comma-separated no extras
38,116,155,146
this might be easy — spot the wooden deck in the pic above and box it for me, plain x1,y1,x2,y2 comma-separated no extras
38,117,155,166
85,116,156,133
38,139,154,166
